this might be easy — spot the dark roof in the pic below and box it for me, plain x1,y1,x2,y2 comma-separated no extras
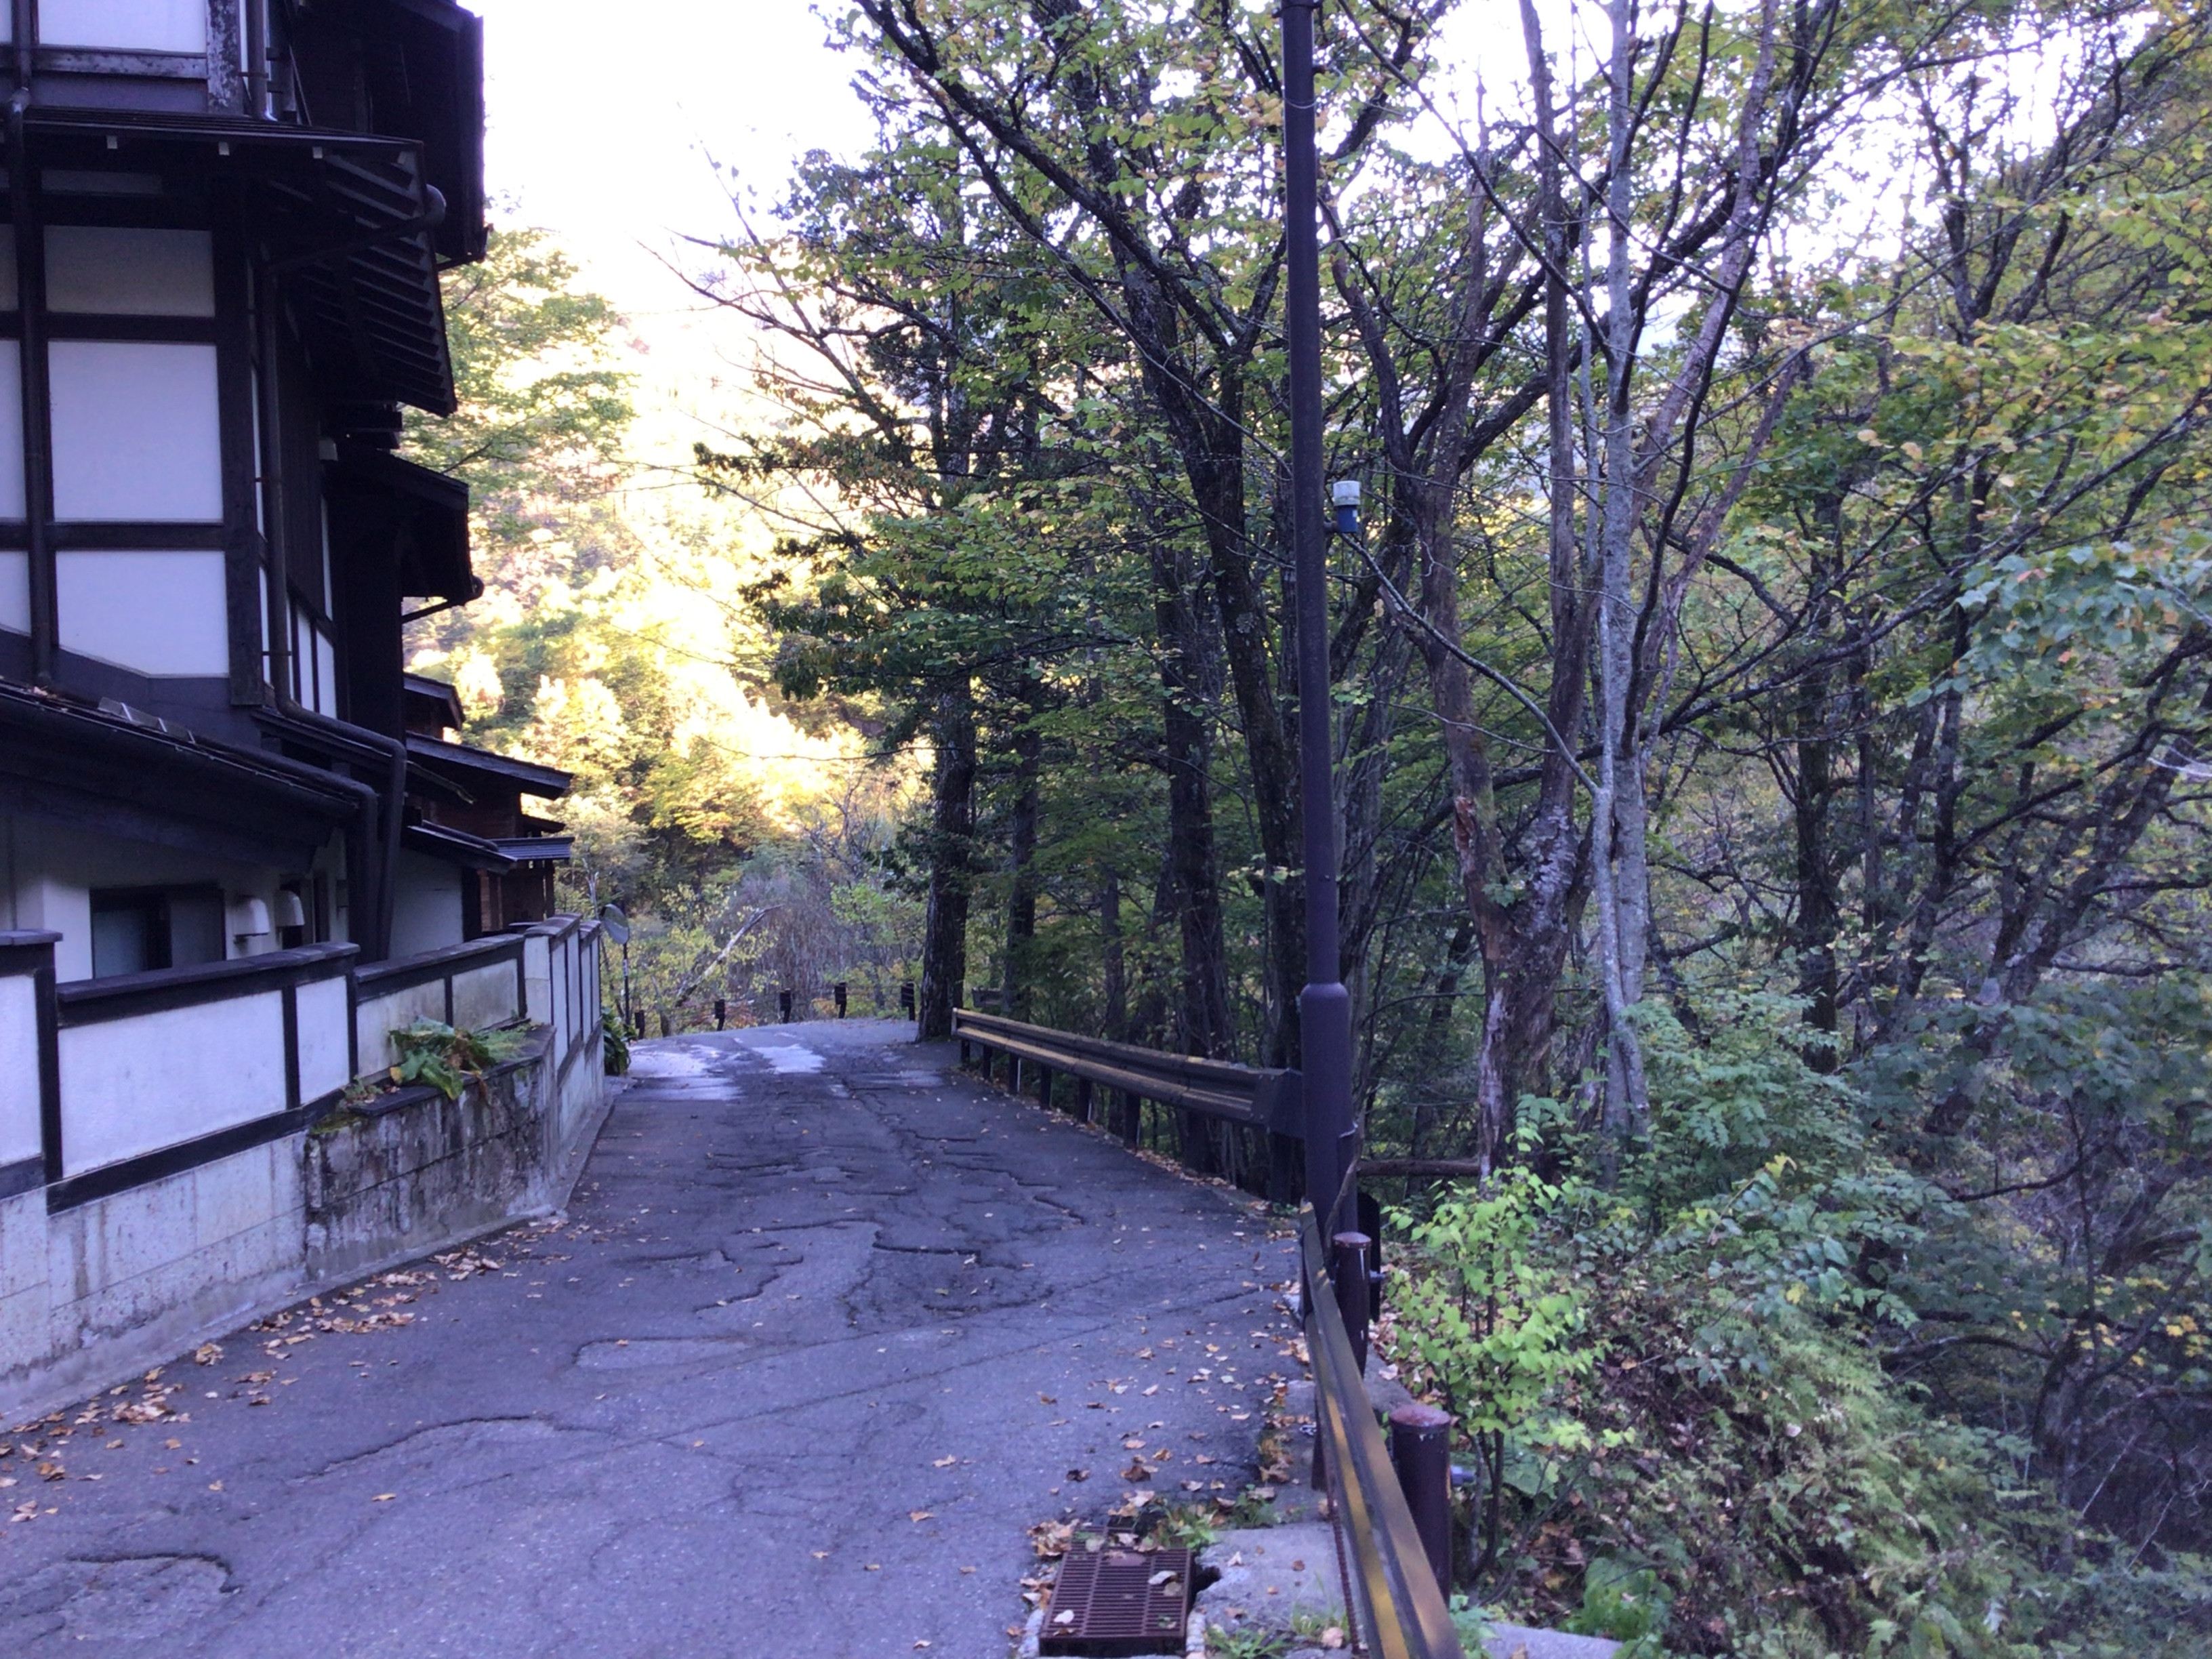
297,0,489,267
405,735,573,800
402,819,512,871
24,108,458,412
495,836,573,865
403,672,466,734
327,445,475,602
0,680,363,870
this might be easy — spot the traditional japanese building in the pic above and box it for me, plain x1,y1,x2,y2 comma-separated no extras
0,1,606,1412
0,0,571,976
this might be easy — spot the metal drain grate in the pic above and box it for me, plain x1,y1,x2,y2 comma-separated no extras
1041,1545,1193,1656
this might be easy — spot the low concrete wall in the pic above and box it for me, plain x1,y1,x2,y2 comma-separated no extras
0,1016,609,1423
306,1026,566,1283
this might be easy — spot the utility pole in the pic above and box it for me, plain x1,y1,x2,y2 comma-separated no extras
1282,0,1355,1233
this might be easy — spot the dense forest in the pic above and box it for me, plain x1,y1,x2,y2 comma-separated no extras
411,0,2212,1651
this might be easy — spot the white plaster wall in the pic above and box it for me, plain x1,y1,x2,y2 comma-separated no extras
451,960,519,1033
390,853,464,960
58,992,285,1176
0,976,41,1166
1,817,322,982
16,874,91,982
354,979,445,1078
294,975,351,1102
38,0,207,52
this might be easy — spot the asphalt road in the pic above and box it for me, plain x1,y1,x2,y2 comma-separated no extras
0,1021,1298,1658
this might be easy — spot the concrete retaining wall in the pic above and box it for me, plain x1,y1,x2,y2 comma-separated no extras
0,1015,607,1422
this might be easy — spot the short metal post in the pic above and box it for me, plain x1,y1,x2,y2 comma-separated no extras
657,1011,670,1038
1331,1231,1372,1374
1121,1090,1141,1145
778,989,793,1023
1038,1065,1054,1109
1389,1403,1454,1597
714,998,726,1030
1076,1077,1094,1124
901,981,915,1017
834,981,848,1018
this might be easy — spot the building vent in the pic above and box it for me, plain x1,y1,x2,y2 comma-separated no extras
1040,1544,1193,1656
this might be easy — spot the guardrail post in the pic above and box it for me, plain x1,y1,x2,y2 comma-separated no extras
1075,1076,1093,1124
1389,1402,1454,1597
1331,1231,1372,1374
1120,1089,1140,1146
1038,1065,1054,1110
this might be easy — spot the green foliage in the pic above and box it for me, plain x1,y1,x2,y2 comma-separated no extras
385,1020,527,1102
404,226,634,558
1389,1170,1597,1496
1565,1561,1673,1654
600,1007,630,1076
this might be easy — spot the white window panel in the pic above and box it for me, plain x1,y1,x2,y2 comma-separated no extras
39,0,206,52
51,340,222,522
47,227,213,316
0,550,26,634
58,550,228,676
0,342,23,519
314,623,337,716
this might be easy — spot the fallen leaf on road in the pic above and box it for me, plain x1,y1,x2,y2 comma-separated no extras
1037,1394,1056,1405
960,1566,976,1574
914,1641,931,1648
909,1510,933,1522
207,1481,222,1492
1182,1481,1203,1492
865,1563,881,1572
1066,1469,1088,1481
933,1455,956,1467
373,1493,394,1502
1052,1611,1075,1626
1122,1461,1151,1481
1142,1385,1159,1396
1320,1626,1346,1649
812,1551,829,1560
164,1439,180,1450
193,1345,221,1366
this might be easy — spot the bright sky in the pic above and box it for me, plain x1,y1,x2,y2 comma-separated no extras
474,0,869,308
468,0,875,459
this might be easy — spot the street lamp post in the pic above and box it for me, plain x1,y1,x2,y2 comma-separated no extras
1282,0,1355,1234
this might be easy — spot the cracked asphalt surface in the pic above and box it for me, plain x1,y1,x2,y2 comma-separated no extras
0,1020,1299,1657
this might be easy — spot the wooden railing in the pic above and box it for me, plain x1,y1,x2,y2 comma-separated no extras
1302,1206,1467,1659
951,1004,1463,1654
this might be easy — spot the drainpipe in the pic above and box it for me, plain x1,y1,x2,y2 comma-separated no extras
266,701,407,964
253,265,295,712
245,0,267,119
8,6,53,684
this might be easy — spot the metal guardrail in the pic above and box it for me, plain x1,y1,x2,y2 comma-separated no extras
951,1008,1303,1134
1302,1206,1467,1659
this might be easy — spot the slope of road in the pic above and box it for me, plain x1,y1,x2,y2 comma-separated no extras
0,1021,1298,1657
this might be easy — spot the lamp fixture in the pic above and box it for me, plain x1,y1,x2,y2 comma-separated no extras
1331,478,1361,535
